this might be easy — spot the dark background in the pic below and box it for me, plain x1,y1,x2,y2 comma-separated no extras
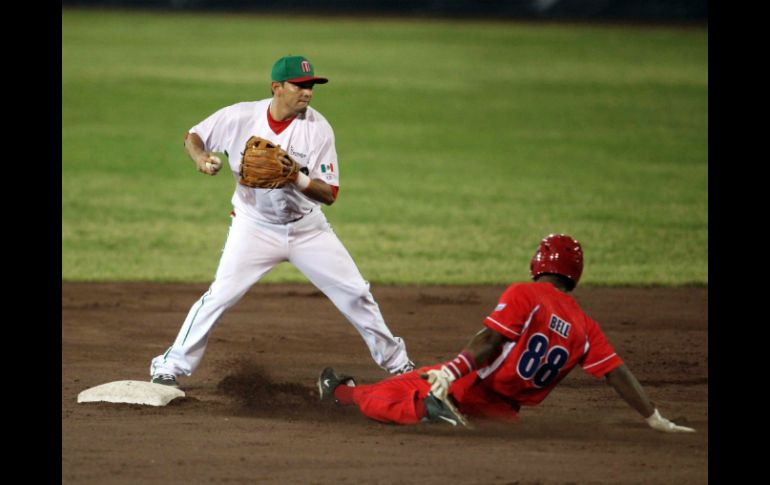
61,0,708,22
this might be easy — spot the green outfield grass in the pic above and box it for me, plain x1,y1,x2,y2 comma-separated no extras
62,9,707,285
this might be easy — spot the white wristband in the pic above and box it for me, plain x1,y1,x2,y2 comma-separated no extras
645,408,662,426
295,172,311,190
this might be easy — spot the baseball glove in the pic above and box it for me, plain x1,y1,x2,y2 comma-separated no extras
239,136,299,189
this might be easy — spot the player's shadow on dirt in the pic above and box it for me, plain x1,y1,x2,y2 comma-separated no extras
215,357,359,422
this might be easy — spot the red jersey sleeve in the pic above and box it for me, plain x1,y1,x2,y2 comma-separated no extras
580,315,624,378
483,284,541,340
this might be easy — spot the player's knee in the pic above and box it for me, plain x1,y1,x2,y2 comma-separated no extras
353,289,378,312
324,280,378,315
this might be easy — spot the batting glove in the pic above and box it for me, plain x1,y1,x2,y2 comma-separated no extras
425,366,456,400
645,408,695,433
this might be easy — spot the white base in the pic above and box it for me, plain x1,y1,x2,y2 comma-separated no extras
77,380,185,407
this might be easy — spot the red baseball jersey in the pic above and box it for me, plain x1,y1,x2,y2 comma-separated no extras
477,282,623,406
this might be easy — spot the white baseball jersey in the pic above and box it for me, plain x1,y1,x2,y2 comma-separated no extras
190,99,340,224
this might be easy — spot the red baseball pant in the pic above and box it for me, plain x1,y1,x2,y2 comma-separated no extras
336,367,520,424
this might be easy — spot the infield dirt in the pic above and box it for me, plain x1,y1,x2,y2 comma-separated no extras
62,283,707,484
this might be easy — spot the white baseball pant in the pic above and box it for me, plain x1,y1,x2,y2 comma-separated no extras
150,209,411,377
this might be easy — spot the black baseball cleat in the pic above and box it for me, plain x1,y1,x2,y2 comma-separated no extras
151,374,179,387
318,367,356,402
423,392,470,427
391,360,416,375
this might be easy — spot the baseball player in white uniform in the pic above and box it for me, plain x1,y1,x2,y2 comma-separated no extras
150,55,414,387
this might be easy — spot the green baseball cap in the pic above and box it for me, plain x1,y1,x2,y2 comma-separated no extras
271,55,328,85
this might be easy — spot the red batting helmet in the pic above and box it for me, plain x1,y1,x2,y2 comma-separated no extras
530,234,584,289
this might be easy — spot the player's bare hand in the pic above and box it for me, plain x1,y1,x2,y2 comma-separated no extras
645,409,695,433
424,366,456,401
197,154,222,176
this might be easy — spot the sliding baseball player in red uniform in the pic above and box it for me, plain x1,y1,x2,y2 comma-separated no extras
318,234,694,432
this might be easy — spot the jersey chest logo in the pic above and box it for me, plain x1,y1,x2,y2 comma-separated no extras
549,314,571,338
289,145,308,162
